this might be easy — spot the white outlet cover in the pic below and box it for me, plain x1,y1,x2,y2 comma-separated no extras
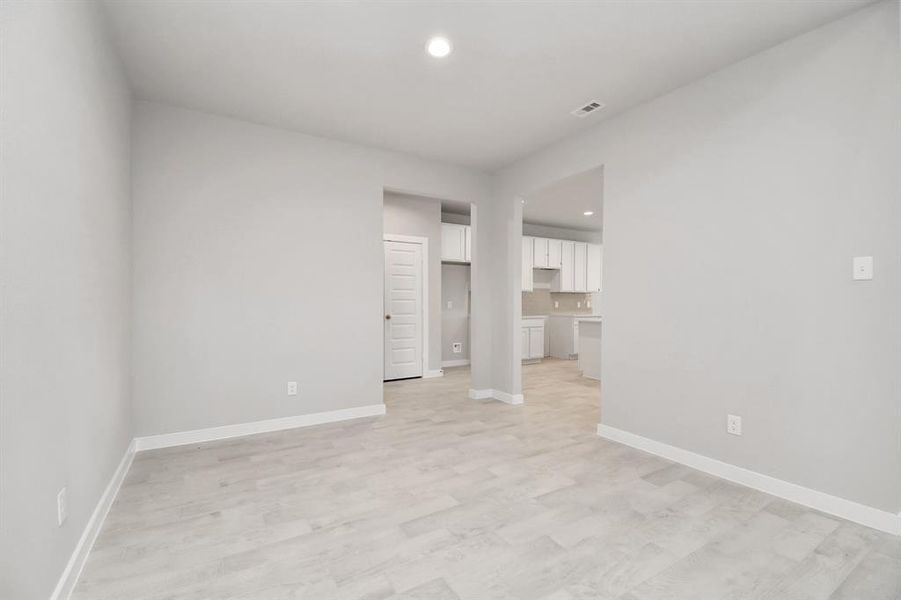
452,342,463,353
287,381,298,396
577,301,581,308
727,414,742,436
447,300,453,309
554,301,559,308
852,256,873,280
57,487,68,526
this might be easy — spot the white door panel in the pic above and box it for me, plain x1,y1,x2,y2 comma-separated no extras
384,241,423,380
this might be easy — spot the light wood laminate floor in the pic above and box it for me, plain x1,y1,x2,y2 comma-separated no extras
74,359,901,599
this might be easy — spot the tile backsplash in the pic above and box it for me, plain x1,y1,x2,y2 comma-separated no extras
522,289,595,316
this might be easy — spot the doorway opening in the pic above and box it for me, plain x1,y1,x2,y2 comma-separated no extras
518,166,604,420
382,191,475,399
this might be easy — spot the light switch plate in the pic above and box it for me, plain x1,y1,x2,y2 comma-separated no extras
287,381,298,396
447,300,453,309
853,256,873,280
452,343,462,353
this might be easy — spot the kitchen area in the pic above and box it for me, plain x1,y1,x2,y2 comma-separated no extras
520,167,603,386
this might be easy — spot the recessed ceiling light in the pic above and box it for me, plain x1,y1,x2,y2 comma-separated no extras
427,37,452,58
583,211,594,216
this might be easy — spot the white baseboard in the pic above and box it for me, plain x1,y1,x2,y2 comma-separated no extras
468,388,524,405
51,439,136,600
423,369,444,379
492,390,524,405
135,404,387,451
597,424,901,536
441,359,470,368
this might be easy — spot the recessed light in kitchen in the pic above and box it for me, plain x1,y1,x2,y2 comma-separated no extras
583,211,594,216
426,37,452,58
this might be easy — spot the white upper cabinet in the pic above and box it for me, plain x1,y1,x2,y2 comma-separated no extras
573,242,588,292
547,238,563,269
530,237,562,270
532,237,549,268
587,243,602,292
441,223,470,263
525,234,601,294
522,236,534,291
552,240,575,292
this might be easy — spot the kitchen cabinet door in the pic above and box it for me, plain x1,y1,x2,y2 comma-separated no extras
532,237,549,268
587,244,602,292
574,242,587,292
522,236,534,291
547,239,562,269
553,240,575,292
529,326,544,359
441,223,466,262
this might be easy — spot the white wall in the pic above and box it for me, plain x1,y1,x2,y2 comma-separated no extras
497,1,901,514
132,102,492,436
0,2,133,598
382,192,443,373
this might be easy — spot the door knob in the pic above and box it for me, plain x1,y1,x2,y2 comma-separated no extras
385,314,391,320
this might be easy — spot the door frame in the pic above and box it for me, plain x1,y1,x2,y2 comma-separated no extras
383,234,430,379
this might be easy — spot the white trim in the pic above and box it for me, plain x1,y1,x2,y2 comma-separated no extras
50,439,136,600
492,390,524,405
423,369,444,379
442,359,470,368
597,424,901,536
135,404,386,451
468,388,524,405
384,234,430,379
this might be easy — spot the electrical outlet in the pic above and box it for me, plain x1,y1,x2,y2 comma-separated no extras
287,381,298,396
554,301,559,308
57,487,68,526
452,343,462,353
577,301,581,308
586,300,591,308
447,300,453,309
727,414,742,436
852,256,873,280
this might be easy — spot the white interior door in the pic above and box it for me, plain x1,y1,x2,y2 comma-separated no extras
384,240,423,380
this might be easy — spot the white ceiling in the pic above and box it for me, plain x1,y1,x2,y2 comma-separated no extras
524,168,604,232
103,0,873,171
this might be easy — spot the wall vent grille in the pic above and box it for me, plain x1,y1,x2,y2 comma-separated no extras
571,101,605,118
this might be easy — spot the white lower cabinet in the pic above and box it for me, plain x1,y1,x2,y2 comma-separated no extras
521,318,545,361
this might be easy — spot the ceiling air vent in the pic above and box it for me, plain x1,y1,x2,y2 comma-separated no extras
570,100,605,118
